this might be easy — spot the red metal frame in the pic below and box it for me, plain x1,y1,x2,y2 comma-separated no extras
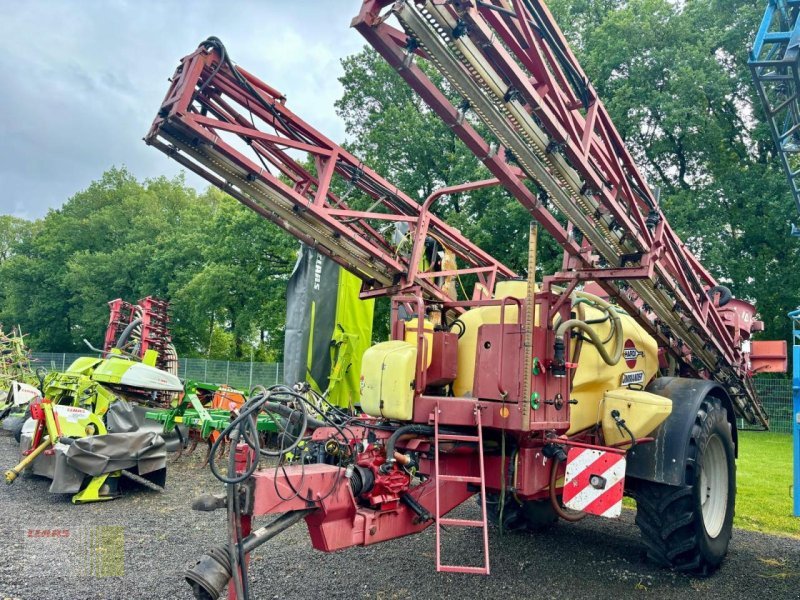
146,46,514,305
102,296,174,373
147,12,790,586
103,298,136,353
352,0,767,425
136,296,172,368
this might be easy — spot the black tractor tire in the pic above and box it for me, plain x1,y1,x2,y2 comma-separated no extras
633,396,735,575
9,407,31,444
12,418,24,444
485,493,558,532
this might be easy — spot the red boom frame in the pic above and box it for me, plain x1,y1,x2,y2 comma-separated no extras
352,0,767,425
146,44,514,306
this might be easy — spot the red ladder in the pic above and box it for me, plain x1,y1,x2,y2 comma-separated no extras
433,402,490,574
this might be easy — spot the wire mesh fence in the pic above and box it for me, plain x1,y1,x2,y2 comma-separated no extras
30,353,284,393
29,353,793,434
749,377,794,435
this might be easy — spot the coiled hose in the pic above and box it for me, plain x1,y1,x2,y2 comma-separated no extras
208,387,310,484
555,291,623,367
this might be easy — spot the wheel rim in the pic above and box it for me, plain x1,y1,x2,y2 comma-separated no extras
699,434,728,538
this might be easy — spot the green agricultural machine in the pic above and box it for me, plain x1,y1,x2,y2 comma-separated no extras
4,298,186,503
6,343,185,502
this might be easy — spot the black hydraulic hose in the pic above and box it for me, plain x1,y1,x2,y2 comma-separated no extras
209,410,260,484
250,385,311,458
383,423,484,468
269,384,353,444
610,410,637,448
208,388,306,482
549,455,586,522
447,319,466,339
385,424,435,462
707,285,732,307
263,401,325,430
115,318,142,349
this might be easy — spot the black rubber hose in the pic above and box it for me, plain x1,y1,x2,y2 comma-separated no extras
611,410,637,448
263,401,325,430
707,285,732,307
259,398,307,458
385,424,435,462
549,455,586,522
209,411,260,484
447,319,466,339
115,318,142,349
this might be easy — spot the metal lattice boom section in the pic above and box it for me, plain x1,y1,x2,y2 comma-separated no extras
750,0,800,215
354,0,766,425
146,43,514,306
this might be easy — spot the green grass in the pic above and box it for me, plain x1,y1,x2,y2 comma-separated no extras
735,431,799,538
622,431,798,537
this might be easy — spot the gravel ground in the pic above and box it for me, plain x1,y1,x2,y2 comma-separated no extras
1,430,798,600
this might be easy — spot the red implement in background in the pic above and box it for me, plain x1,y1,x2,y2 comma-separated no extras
103,296,175,374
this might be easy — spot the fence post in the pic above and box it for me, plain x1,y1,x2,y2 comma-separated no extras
275,362,280,385
793,322,800,517
790,310,800,517
794,372,799,517
248,348,254,392
204,359,208,382
62,353,66,371
226,361,230,384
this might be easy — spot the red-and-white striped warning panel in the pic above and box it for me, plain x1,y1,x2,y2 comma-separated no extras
562,447,626,518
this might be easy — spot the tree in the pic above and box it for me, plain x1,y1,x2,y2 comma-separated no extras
0,216,31,264
170,188,295,360
0,168,295,359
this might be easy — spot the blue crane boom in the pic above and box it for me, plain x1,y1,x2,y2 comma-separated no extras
750,0,800,216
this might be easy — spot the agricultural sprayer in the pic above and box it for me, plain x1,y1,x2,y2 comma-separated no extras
144,2,787,597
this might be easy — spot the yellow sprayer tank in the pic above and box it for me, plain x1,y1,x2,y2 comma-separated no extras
452,280,662,438
360,340,418,420
404,318,434,368
568,302,659,435
601,388,672,446
361,281,666,439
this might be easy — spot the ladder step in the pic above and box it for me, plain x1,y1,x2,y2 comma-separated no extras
438,433,479,442
438,565,490,575
438,474,482,484
439,518,485,527
434,402,490,575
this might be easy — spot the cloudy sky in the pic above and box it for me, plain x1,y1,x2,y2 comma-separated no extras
0,0,368,219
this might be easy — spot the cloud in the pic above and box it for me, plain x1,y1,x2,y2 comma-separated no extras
0,0,366,219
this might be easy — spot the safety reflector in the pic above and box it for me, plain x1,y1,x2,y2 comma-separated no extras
562,447,626,518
